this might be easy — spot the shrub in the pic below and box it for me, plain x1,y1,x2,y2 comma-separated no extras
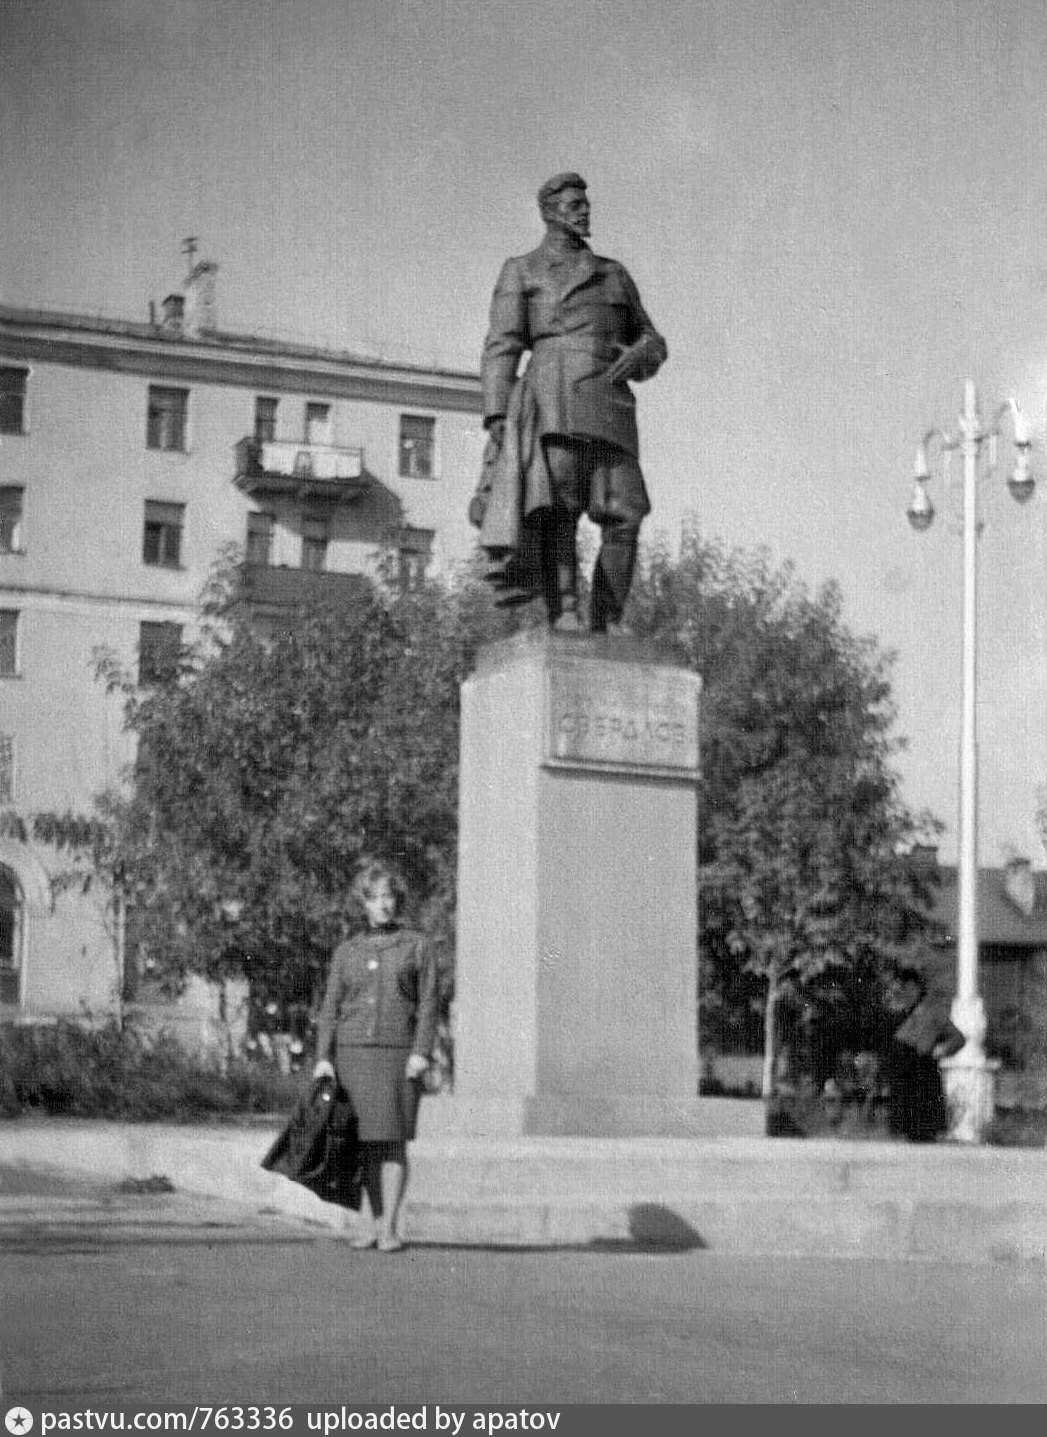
0,1019,299,1120
985,1107,1047,1148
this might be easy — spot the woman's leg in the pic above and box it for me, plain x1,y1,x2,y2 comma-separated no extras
377,1141,408,1248
349,1142,383,1245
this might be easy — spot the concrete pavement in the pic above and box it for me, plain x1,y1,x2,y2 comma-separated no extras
0,1165,325,1248
6,1229,1047,1402
4,1102,1047,1261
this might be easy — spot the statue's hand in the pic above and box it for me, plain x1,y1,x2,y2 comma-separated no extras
603,338,647,385
486,417,507,449
405,1053,429,1081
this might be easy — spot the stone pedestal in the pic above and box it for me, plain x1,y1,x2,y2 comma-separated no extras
941,994,999,1144
450,629,702,1137
941,1052,1000,1144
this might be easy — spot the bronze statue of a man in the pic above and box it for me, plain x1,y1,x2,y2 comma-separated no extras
472,172,667,633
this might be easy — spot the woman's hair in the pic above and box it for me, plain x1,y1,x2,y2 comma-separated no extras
351,858,408,912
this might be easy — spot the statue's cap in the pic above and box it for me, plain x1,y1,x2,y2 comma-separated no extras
537,172,587,207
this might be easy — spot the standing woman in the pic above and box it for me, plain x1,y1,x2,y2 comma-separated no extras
312,860,439,1251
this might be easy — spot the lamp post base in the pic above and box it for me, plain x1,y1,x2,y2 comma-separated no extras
940,1051,999,1144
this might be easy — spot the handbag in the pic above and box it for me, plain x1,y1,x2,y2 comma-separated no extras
419,1025,453,1094
261,1077,363,1210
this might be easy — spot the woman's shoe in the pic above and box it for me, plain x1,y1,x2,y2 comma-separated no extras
377,1234,405,1253
349,1230,377,1249
551,594,582,633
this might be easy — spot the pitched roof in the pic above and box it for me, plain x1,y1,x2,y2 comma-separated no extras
921,864,1047,949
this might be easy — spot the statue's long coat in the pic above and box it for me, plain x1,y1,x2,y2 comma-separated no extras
481,237,666,458
477,237,666,578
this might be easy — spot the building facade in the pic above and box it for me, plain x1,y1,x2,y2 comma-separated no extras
0,262,483,1021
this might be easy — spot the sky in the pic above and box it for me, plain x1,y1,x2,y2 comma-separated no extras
2,0,1046,867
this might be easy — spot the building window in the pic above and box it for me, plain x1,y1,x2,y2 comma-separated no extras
304,403,331,445
0,368,27,436
397,526,434,589
0,611,18,677
146,386,189,452
399,414,436,479
0,488,24,554
301,516,328,572
142,500,185,569
0,735,13,804
245,511,274,566
0,865,22,1007
138,621,182,686
254,396,277,443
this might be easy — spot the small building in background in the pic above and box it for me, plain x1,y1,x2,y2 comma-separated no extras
917,852,1047,1106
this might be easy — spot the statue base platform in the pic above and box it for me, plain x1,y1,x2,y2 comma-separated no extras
451,628,702,1138
418,1094,712,1140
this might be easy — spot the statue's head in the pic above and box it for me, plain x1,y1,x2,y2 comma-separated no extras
538,171,590,240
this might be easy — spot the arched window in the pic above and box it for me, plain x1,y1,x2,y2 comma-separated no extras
0,864,23,1006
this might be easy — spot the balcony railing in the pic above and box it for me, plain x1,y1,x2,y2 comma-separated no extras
234,437,369,502
235,562,370,616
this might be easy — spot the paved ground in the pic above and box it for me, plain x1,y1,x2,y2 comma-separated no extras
3,1169,1047,1405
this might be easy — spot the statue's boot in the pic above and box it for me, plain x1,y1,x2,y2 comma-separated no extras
589,519,638,633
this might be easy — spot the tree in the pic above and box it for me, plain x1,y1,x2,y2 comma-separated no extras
34,558,519,1005
702,756,933,1095
31,527,936,1094
629,528,939,1093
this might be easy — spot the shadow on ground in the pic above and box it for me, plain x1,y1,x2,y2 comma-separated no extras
592,1202,706,1252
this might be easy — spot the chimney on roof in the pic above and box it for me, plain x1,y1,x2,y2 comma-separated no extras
160,294,185,332
1003,855,1036,917
184,259,218,337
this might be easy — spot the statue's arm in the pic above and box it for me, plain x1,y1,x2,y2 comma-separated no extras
611,265,667,384
481,258,529,427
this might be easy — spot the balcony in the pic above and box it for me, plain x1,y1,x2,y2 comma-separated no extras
235,563,370,619
233,437,369,503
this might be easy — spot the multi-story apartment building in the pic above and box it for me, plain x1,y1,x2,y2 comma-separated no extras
0,259,483,1021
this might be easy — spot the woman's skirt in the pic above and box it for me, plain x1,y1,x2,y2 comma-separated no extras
336,1043,420,1142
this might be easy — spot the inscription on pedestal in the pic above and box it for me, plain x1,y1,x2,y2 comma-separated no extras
545,657,700,775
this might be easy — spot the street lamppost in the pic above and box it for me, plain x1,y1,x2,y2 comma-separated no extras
907,380,1036,1143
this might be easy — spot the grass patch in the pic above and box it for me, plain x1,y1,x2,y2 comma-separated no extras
765,1090,1047,1146
765,1091,892,1140
0,1019,301,1121
985,1107,1047,1148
